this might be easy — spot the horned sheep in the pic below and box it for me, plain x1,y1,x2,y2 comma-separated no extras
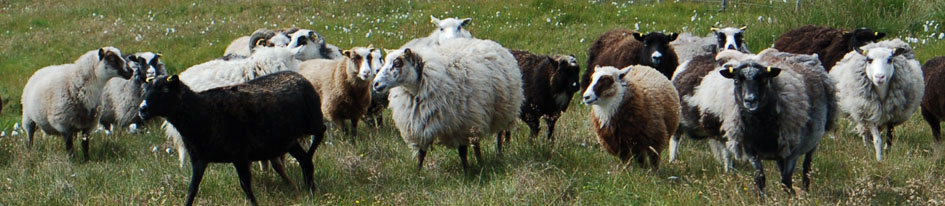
921,56,945,141
582,65,680,168
138,72,325,206
372,38,523,171
830,39,924,161
774,25,886,71
298,46,383,136
583,30,679,92
509,50,581,143
223,28,342,60
98,52,167,133
21,47,131,158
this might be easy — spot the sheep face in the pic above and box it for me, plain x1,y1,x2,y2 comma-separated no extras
97,47,132,80
713,26,747,52
719,63,782,112
126,52,165,82
430,15,472,44
373,48,421,93
845,28,886,51
583,66,630,106
139,75,185,120
346,46,383,81
286,29,321,60
552,54,582,96
856,47,906,87
632,32,678,66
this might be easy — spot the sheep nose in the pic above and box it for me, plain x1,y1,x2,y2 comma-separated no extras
875,74,886,79
744,95,756,102
727,45,737,50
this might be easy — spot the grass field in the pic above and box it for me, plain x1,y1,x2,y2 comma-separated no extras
1,0,945,205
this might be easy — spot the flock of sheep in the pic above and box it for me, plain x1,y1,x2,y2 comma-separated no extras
12,14,945,204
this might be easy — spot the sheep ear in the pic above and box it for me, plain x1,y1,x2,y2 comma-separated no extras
719,66,736,79
739,25,748,31
342,50,352,57
669,33,679,41
893,48,907,56
461,18,472,27
632,32,646,42
367,44,374,49
166,75,179,83
855,47,867,56
710,27,719,32
430,15,440,24
874,32,886,39
403,48,413,56
99,48,106,60
617,67,632,79
765,66,781,77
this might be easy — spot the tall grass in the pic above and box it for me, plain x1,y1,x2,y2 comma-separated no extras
0,0,944,205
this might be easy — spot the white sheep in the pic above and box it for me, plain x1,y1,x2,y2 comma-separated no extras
372,38,523,171
830,39,924,161
401,16,473,48
670,26,749,64
223,28,341,60
98,52,167,133
21,47,131,158
298,46,382,136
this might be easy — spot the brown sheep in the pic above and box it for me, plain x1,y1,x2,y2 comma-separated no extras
298,46,379,137
508,50,581,143
921,56,945,141
582,65,680,168
583,30,679,93
773,25,885,71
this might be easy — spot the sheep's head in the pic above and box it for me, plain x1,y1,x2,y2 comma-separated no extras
126,52,165,83
583,65,631,106
711,26,747,52
633,32,678,66
430,15,472,44
139,75,187,119
856,47,906,87
345,45,383,81
286,29,321,60
373,48,422,93
96,47,131,80
844,28,886,51
719,62,781,113
552,54,582,95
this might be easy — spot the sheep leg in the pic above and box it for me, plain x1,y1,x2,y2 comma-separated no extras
524,118,540,137
668,131,683,163
496,133,504,155
81,131,91,160
750,155,767,200
543,116,559,141
233,161,258,206
270,156,294,186
776,158,797,196
870,126,884,161
801,149,815,191
185,160,208,206
885,124,895,150
62,132,76,157
458,145,470,172
288,144,314,190
473,142,483,165
417,149,427,171
24,121,36,149
349,119,359,138
922,108,941,141
648,148,661,170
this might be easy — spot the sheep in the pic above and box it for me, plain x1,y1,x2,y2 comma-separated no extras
509,49,581,142
583,30,679,93
362,49,389,127
98,52,167,133
830,39,924,161
921,56,945,141
704,48,836,196
166,45,304,170
671,26,750,64
582,65,680,168
667,54,737,170
137,72,326,206
401,15,473,48
774,25,886,71
21,47,131,158
298,46,382,137
223,28,341,60
371,38,523,171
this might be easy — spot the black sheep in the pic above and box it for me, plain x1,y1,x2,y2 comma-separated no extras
921,56,945,141
773,25,885,71
583,30,679,93
138,72,326,206
510,50,581,142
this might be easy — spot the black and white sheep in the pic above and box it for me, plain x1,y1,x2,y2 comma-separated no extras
401,16,473,48
362,49,389,127
224,28,342,60
671,26,749,64
21,47,131,158
298,46,382,136
702,49,836,196
921,56,945,141
830,39,924,161
98,52,167,133
138,72,326,206
583,30,679,92
774,25,886,71
372,38,523,171
582,65,679,168
509,49,581,142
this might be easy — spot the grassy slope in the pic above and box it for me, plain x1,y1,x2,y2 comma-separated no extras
0,0,944,205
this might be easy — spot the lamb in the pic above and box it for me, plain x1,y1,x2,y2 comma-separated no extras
21,47,131,158
371,38,523,171
298,46,383,136
921,56,945,141
223,28,341,60
830,39,924,161
509,50,581,142
401,15,473,48
98,52,167,133
706,48,836,196
671,26,749,64
138,72,325,206
774,25,886,71
582,65,679,168
583,30,679,92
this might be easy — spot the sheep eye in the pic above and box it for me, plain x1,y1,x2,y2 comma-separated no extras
393,59,403,67
866,58,873,63
439,28,444,31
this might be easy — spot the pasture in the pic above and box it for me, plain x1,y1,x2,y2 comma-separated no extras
0,0,944,205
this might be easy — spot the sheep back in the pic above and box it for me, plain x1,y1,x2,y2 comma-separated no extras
673,54,725,140
180,46,300,92
830,39,924,126
223,36,252,57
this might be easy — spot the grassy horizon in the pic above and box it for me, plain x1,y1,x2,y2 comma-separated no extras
1,0,944,205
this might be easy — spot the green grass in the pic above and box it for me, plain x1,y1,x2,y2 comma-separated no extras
1,0,945,205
